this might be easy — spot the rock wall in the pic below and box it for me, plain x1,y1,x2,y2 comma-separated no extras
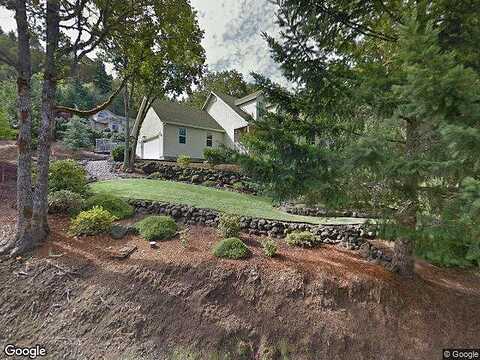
118,161,257,193
281,204,379,219
130,199,379,252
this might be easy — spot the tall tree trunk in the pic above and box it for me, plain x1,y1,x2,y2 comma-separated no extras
391,119,419,278
123,83,130,169
31,0,60,243
0,0,34,256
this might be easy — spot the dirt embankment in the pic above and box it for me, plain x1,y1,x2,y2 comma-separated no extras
1,218,479,360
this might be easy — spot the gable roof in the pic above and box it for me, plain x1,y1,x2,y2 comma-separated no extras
208,92,253,122
235,90,262,106
151,99,224,131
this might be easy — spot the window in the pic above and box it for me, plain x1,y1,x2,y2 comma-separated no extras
206,133,213,147
178,127,186,144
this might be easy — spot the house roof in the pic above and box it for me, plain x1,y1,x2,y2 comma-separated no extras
235,90,262,106
151,99,224,131
210,92,253,122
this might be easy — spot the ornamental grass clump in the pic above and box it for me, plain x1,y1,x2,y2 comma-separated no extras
134,215,177,241
213,237,249,259
69,206,116,236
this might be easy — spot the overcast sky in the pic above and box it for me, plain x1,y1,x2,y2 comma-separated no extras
0,1,285,84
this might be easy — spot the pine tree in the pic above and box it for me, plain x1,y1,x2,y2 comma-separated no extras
242,2,480,276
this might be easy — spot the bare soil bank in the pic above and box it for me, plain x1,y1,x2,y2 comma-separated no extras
1,216,479,360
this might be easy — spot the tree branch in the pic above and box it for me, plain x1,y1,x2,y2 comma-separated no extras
55,76,128,116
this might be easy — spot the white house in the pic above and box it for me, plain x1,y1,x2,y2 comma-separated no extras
136,91,265,160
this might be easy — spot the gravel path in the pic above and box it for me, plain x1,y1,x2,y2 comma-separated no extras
84,160,118,181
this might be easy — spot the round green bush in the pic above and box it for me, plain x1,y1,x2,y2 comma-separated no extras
49,159,87,194
218,213,241,238
111,145,125,162
285,231,319,248
69,206,116,236
85,193,134,219
213,237,249,259
134,215,177,241
48,190,85,216
177,154,191,167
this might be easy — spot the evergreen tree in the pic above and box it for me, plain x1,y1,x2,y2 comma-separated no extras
93,59,113,95
242,2,480,276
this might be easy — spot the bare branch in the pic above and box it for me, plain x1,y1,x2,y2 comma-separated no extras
55,76,128,116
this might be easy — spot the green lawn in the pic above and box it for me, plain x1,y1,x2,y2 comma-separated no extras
90,179,368,225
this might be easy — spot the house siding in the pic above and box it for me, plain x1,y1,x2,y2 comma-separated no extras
162,123,224,160
238,100,257,120
136,107,164,159
205,95,249,147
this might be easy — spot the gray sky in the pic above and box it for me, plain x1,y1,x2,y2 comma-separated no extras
0,1,285,84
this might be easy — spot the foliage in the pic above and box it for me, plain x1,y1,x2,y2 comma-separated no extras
218,213,241,238
261,238,277,257
134,215,177,241
111,145,125,162
179,229,189,248
232,182,244,191
201,180,216,187
285,231,319,248
203,145,237,165
213,237,249,259
61,116,93,149
177,154,191,167
0,109,17,139
242,2,480,270
184,69,256,109
48,160,87,194
48,190,85,216
84,193,134,220
69,206,116,236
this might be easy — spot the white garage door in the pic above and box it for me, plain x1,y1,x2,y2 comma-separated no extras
142,137,160,159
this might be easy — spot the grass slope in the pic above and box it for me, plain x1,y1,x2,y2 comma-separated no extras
90,179,368,225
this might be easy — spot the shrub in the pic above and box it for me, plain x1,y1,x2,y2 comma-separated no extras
201,180,217,187
48,190,85,216
0,111,17,140
203,147,225,165
49,159,87,194
213,237,249,259
147,172,165,180
218,213,241,238
261,238,278,257
177,154,191,167
84,193,134,219
135,215,177,241
111,145,125,162
232,181,244,191
285,231,319,247
69,206,116,236
61,116,93,149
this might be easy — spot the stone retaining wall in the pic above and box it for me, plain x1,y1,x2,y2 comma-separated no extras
118,161,256,193
281,204,379,219
130,199,381,252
